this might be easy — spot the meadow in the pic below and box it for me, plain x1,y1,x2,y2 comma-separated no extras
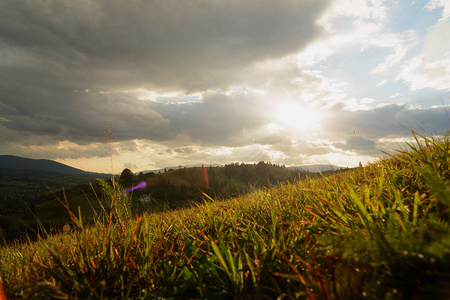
0,130,449,299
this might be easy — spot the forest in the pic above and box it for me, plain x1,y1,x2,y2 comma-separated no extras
118,161,310,206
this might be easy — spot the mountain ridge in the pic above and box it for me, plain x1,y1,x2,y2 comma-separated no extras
0,155,90,176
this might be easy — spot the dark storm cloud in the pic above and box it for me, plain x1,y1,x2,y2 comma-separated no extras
3,0,444,166
0,87,171,144
0,0,329,92
157,93,273,146
0,0,330,154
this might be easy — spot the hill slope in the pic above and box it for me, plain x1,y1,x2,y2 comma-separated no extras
0,155,88,177
0,155,108,197
1,131,449,299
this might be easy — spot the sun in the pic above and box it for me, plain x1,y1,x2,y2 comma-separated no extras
275,101,321,132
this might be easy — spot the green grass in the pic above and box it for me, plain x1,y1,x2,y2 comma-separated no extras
1,130,449,299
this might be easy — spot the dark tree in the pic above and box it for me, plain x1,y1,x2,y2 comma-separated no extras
120,168,135,186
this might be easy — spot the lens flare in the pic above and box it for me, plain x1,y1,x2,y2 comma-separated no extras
201,164,209,189
123,181,147,194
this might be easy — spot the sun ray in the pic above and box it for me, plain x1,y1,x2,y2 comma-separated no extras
275,101,322,133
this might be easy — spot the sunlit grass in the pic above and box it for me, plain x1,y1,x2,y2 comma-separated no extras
0,130,449,299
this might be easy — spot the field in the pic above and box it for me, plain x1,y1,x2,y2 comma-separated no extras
0,130,449,299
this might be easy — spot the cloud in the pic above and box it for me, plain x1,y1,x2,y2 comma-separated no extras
333,135,378,155
124,162,138,170
396,20,450,92
377,79,387,87
154,92,277,148
3,99,447,172
320,0,418,74
0,0,329,92
318,0,389,31
305,0,390,68
321,103,449,141
0,0,331,165
370,31,417,74
397,54,450,91
424,0,450,20
1,53,349,150
0,1,447,173
0,87,172,143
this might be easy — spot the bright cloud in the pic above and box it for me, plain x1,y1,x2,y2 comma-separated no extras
397,19,450,91
397,54,450,91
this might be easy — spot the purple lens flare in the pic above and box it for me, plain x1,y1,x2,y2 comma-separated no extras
123,181,147,194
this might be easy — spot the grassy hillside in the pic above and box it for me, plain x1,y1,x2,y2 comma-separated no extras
0,162,302,242
0,131,449,299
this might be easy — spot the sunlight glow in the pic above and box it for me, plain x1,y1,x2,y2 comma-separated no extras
275,101,322,132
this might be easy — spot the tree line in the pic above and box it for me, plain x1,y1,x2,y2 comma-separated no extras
119,161,308,207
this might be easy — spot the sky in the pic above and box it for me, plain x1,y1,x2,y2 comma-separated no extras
1,0,449,174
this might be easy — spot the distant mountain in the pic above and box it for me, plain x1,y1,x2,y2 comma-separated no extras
0,155,89,177
289,165,346,173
